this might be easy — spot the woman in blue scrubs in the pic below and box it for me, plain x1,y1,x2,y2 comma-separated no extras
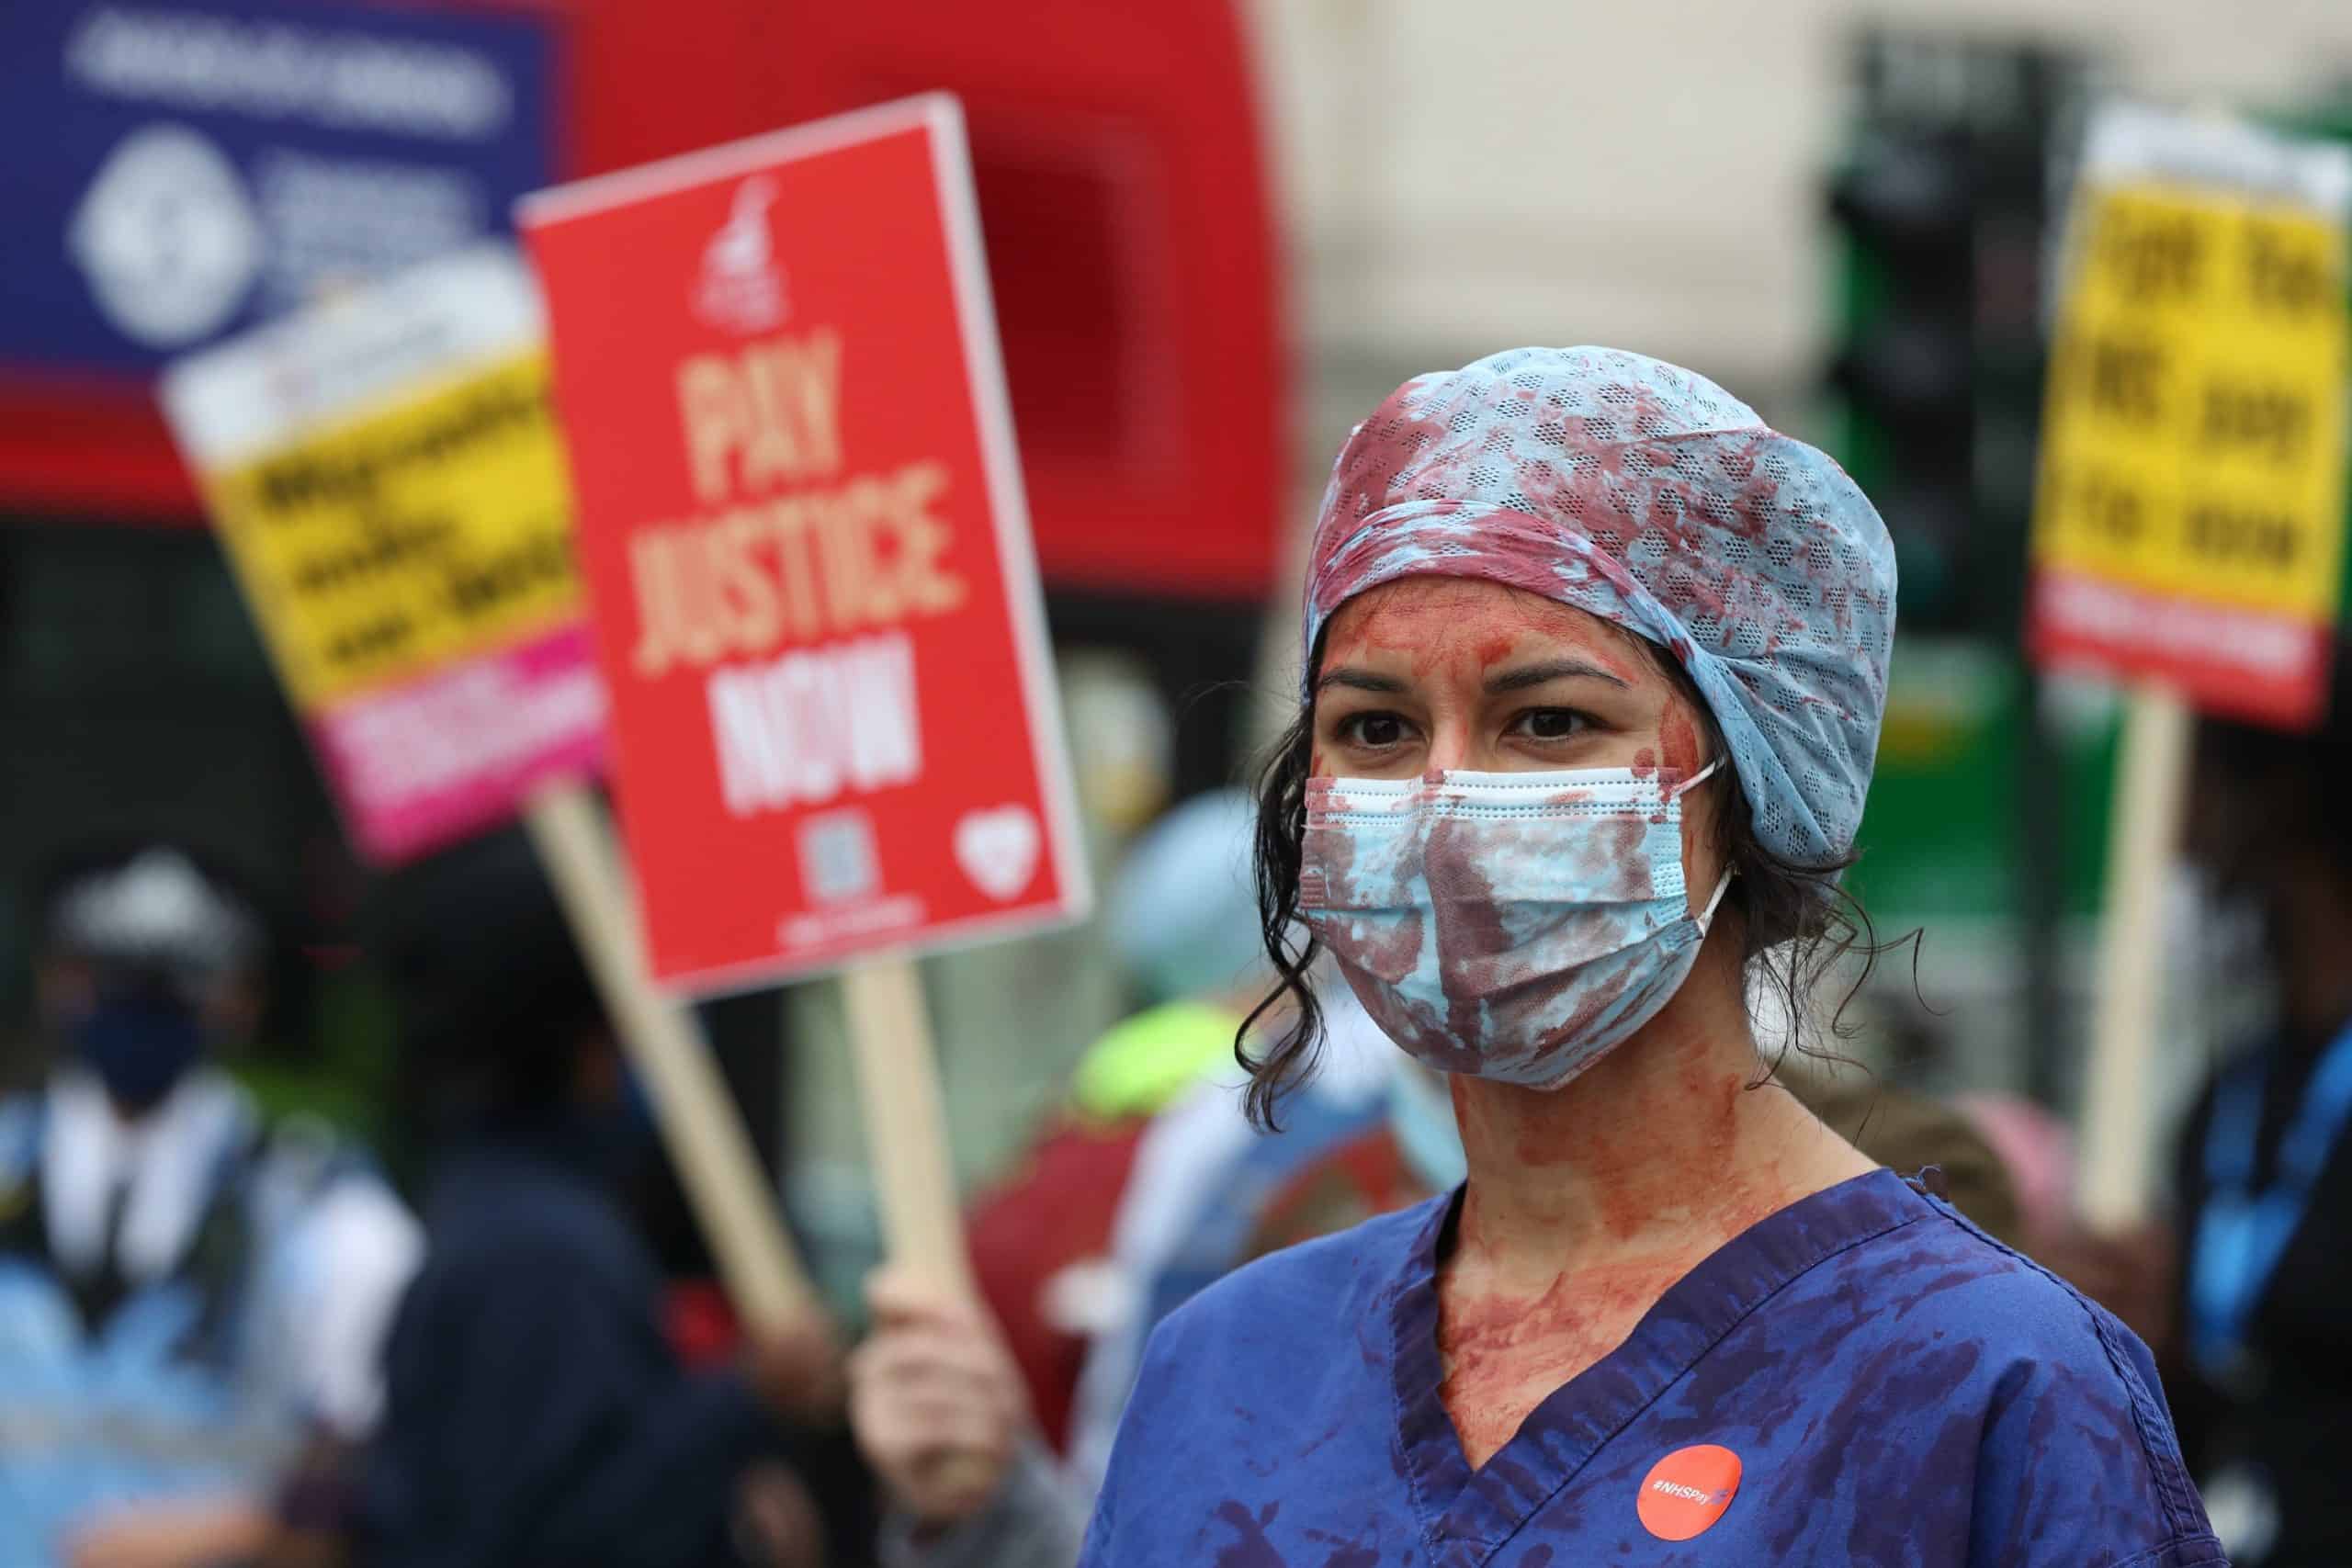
1077,348,2221,1566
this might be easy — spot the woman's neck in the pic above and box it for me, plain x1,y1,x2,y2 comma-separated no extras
1445,941,1872,1292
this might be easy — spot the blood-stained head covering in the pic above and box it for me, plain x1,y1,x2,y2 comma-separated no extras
1303,346,1896,866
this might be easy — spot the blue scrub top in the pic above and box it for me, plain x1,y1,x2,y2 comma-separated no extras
1080,1168,2221,1567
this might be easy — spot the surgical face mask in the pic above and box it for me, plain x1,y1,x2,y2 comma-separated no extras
69,974,208,1112
1300,762,1731,1089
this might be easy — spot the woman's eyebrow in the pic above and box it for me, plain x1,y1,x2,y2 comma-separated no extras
1486,659,1631,694
1315,667,1408,695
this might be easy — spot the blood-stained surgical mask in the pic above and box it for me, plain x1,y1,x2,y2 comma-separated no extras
1301,761,1729,1089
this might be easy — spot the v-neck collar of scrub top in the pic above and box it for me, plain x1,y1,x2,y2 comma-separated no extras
1390,1166,1931,1560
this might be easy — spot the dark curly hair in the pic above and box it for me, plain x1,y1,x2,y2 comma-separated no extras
1235,628,1904,1130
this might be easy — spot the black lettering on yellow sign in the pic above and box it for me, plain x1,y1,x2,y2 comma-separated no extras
322,610,417,671
2199,381,2311,464
2083,337,2167,426
251,385,549,515
2098,203,2204,300
290,513,457,597
443,527,574,618
2245,219,2329,314
2066,467,2148,547
2185,502,2301,570
209,349,578,713
2035,178,2347,623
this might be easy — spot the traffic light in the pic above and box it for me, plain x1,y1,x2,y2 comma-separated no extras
1823,32,2085,635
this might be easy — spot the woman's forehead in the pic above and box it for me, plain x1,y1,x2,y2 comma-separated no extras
1318,576,1650,674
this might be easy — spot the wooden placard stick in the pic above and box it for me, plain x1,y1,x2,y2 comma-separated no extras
524,778,816,1327
2075,683,2194,1233
840,953,977,1301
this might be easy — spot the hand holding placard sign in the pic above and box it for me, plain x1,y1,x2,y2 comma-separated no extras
160,250,816,1325
519,96,1087,1331
2029,105,2352,1227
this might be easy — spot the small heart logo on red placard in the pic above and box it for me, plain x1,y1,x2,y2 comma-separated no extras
954,806,1041,902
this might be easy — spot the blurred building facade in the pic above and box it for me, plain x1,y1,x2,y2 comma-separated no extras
1254,0,2352,420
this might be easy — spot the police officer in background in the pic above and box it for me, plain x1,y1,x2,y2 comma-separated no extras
0,843,421,1568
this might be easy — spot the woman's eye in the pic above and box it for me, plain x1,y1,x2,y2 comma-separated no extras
1515,708,1587,741
1339,712,1411,749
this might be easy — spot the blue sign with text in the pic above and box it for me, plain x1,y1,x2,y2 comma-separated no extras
0,0,554,376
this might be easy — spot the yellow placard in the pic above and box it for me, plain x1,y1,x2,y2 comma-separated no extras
2033,182,2349,620
199,351,581,711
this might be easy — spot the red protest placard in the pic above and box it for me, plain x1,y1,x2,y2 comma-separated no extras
519,96,1089,990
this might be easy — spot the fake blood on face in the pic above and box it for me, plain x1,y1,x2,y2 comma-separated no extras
1317,578,1630,691
1658,702,1702,780
1309,579,1663,781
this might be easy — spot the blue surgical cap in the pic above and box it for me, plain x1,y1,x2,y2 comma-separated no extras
1303,346,1897,865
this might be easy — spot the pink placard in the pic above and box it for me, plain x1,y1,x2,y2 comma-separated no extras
309,622,608,863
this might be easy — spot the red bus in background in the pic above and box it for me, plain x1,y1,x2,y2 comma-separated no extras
0,0,1287,611
0,0,1283,1224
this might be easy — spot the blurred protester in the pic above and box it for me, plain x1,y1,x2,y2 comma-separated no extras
1079,976,1393,1355
1951,1091,2077,1258
1058,890,1394,1497
349,831,842,1568
0,844,420,1568
1240,1058,1462,1258
955,789,1261,1456
842,791,1262,1568
851,962,1402,1568
1940,1091,2187,1348
1789,1072,2022,1246
2163,663,2352,1568
848,986,1396,1568
844,782,1396,1567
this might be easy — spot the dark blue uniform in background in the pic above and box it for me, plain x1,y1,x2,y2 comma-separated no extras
357,1127,782,1568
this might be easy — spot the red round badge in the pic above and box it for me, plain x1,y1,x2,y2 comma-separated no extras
1636,1444,1743,1541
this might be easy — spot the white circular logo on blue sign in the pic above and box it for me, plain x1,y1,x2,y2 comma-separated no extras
70,124,262,348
